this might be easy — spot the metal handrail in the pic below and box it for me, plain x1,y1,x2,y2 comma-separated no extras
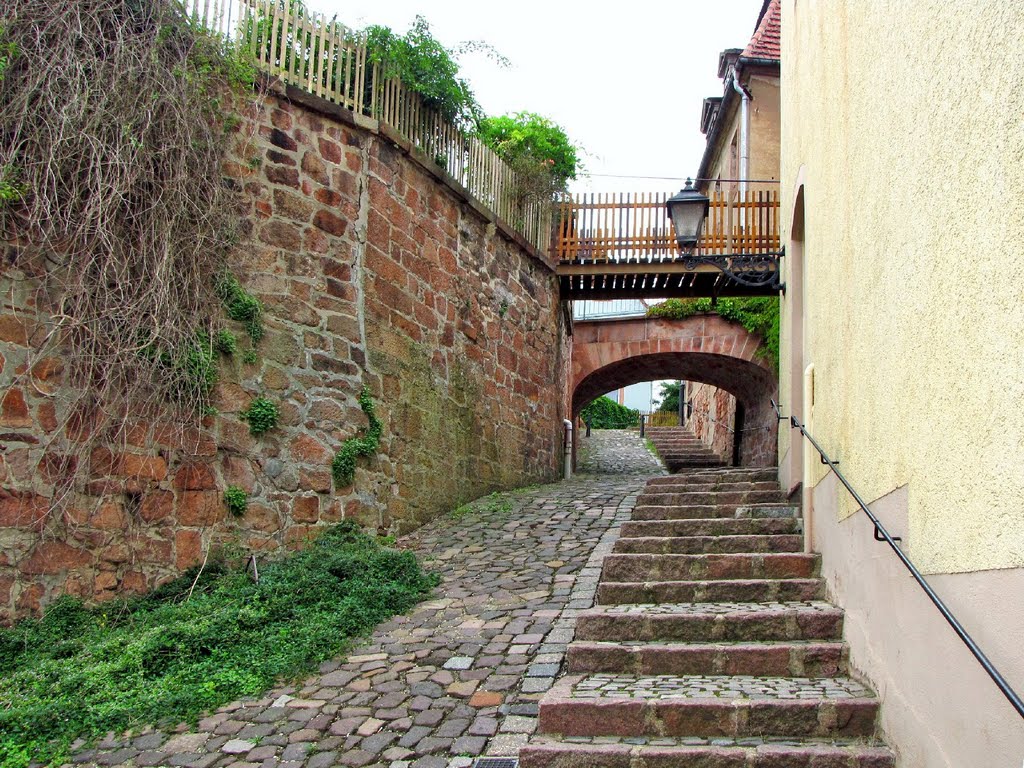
771,399,1024,720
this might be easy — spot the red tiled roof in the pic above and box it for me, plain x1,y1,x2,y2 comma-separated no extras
742,0,781,60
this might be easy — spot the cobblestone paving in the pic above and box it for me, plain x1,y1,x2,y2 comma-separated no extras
569,674,871,699
68,435,661,768
577,429,665,475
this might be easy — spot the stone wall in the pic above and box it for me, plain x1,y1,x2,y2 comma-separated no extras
0,82,567,621
686,382,735,463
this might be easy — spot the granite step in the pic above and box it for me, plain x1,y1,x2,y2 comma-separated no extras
537,674,881,739
601,552,820,581
612,534,804,555
631,503,800,521
575,602,843,643
520,735,895,767
648,468,779,485
619,518,802,538
636,489,788,506
597,578,825,605
567,640,848,677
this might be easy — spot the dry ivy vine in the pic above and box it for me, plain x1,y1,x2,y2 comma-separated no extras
0,0,262,510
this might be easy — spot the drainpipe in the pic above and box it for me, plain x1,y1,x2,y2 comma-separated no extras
563,419,573,479
731,73,751,197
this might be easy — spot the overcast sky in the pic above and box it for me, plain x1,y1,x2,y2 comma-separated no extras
317,0,765,195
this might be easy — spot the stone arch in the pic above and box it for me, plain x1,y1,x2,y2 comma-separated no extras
572,314,778,466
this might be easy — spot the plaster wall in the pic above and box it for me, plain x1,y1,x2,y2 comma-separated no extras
780,0,1024,575
703,70,780,186
809,474,1024,767
780,0,1024,762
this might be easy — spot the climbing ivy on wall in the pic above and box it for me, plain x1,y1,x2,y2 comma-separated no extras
331,388,383,488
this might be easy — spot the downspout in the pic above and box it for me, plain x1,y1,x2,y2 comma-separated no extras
563,419,573,479
731,73,751,197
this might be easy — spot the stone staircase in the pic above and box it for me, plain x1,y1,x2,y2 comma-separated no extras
645,426,725,472
520,466,895,767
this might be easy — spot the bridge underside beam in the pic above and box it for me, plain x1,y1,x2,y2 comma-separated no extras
558,267,779,300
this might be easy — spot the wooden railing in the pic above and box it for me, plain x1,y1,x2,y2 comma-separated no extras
182,0,552,253
555,186,780,264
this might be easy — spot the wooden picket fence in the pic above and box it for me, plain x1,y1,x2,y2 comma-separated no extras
182,0,552,252
555,186,780,264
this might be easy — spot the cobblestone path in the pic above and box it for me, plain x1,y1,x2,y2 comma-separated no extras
576,429,665,475
69,432,662,768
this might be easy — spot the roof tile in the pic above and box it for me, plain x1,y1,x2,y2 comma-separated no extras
742,0,781,60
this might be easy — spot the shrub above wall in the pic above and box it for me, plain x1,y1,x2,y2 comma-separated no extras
580,396,640,429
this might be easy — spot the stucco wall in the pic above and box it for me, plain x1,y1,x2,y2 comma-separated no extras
780,0,1024,576
780,1,1024,763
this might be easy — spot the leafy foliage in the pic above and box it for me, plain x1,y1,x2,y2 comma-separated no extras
478,112,581,194
239,397,279,437
332,388,382,488
647,297,780,368
365,16,481,127
0,27,14,83
214,329,237,356
580,396,641,429
216,273,264,345
657,381,681,414
0,522,438,768
222,486,247,517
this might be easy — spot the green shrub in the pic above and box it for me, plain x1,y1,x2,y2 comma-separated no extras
477,112,581,193
580,396,640,429
332,388,382,488
223,486,247,517
239,397,278,436
0,523,438,768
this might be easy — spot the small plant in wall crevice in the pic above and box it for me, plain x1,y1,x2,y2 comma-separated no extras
332,387,383,488
240,396,279,436
223,486,248,517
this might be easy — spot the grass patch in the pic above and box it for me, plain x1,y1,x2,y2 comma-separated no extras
0,523,438,767
449,491,515,521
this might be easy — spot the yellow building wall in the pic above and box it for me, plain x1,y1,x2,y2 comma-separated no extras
780,0,1024,576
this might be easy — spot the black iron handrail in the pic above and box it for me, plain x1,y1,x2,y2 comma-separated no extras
771,399,1024,720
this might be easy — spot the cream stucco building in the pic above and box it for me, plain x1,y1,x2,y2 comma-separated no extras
778,1,1024,764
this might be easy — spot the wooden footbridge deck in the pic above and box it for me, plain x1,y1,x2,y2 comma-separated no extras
554,185,781,299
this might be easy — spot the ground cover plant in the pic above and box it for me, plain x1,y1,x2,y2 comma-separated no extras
0,523,438,768
580,396,641,429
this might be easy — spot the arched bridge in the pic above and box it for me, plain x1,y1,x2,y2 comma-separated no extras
572,313,778,466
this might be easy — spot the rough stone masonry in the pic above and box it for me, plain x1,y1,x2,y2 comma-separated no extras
0,81,569,621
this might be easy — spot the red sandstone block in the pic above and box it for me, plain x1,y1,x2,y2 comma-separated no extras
301,152,330,186
115,453,168,482
178,491,224,526
265,164,300,188
1,388,31,427
139,491,174,523
318,137,341,164
292,495,320,523
0,315,31,345
174,462,217,491
20,541,93,575
0,494,48,530
175,529,203,570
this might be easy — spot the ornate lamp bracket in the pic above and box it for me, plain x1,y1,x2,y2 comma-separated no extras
682,247,785,291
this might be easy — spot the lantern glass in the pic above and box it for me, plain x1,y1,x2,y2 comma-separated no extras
666,179,710,250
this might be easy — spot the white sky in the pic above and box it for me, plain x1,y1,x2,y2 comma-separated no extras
317,0,765,195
